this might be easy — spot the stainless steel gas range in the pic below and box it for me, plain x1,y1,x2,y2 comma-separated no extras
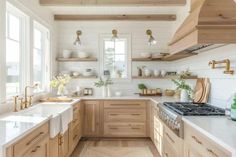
159,102,225,138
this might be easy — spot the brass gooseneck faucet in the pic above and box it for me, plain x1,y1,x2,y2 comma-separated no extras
13,84,38,112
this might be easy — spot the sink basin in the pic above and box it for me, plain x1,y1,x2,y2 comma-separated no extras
0,115,46,123
16,104,73,138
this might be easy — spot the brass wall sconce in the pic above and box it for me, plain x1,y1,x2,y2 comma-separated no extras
146,29,157,46
111,29,118,41
209,59,234,75
74,30,82,46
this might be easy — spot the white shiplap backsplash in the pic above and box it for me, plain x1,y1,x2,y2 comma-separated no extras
57,21,179,96
174,44,236,108
57,21,236,108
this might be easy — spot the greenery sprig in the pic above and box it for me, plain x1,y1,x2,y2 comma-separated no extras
94,77,113,88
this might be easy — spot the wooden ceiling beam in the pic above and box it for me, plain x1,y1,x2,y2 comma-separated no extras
40,0,186,6
54,14,176,21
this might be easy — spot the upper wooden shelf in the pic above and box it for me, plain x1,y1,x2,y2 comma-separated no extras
40,0,186,6
56,57,98,62
71,76,98,79
132,76,198,80
132,58,164,62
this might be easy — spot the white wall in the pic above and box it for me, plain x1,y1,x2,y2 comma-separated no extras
173,45,236,108
0,0,57,114
57,21,181,96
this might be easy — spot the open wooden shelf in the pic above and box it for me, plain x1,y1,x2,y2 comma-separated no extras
71,76,98,79
132,58,164,62
56,57,98,62
132,75,198,79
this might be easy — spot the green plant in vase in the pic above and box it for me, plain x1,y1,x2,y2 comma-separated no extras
172,76,193,102
138,84,147,94
94,77,113,97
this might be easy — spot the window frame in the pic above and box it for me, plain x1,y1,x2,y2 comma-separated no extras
0,2,51,103
99,34,132,83
32,21,50,93
5,2,28,100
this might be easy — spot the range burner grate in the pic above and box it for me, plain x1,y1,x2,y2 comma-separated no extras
163,102,225,116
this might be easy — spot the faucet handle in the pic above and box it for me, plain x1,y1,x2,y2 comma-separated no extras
13,95,19,112
18,97,25,110
28,95,34,107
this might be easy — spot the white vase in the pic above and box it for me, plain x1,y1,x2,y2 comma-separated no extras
102,86,107,97
107,85,111,97
180,89,189,102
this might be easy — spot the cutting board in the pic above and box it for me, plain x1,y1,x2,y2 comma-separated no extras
194,78,211,103
40,97,73,102
200,78,211,103
194,78,204,103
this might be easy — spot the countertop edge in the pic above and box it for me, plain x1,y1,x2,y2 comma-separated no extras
182,117,236,156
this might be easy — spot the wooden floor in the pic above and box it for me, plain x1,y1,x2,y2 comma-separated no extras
71,138,160,157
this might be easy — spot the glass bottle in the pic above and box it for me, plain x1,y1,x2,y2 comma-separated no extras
231,93,236,121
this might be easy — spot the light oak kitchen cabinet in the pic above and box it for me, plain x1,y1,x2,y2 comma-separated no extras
149,101,164,156
184,123,231,157
69,102,83,154
163,124,183,157
103,100,148,137
83,100,101,137
6,122,50,157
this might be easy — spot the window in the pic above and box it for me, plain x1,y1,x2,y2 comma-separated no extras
33,21,50,92
5,3,26,98
101,35,131,80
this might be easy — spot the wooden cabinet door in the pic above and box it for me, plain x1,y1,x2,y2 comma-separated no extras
23,137,49,157
184,144,205,157
59,131,69,157
83,101,100,137
163,136,177,157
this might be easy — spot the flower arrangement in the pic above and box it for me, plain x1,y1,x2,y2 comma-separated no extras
50,74,71,96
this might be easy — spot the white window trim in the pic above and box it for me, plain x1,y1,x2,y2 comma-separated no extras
99,34,132,83
5,2,29,100
32,21,50,94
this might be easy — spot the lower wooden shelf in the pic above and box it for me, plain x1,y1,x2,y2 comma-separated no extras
132,76,198,79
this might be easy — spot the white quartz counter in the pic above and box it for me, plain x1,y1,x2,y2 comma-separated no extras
0,116,50,157
1,95,236,157
183,116,236,156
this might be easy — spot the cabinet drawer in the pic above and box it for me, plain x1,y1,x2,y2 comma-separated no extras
104,109,146,122
13,122,49,157
104,122,146,137
184,124,231,157
69,123,81,152
104,100,146,109
163,125,183,157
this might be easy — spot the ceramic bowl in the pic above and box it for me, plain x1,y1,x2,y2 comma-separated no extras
140,52,152,58
115,91,122,97
62,50,71,58
77,52,90,58
72,72,80,77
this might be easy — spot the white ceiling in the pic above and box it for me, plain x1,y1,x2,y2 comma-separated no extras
47,6,184,15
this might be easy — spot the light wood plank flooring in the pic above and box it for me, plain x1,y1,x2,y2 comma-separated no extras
71,138,160,157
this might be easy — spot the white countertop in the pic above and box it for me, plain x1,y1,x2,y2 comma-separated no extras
0,95,236,157
0,116,49,157
183,116,236,156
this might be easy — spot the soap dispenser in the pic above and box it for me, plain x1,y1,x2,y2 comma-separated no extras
231,93,236,121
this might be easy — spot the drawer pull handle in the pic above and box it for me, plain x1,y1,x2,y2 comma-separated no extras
191,136,202,145
165,132,175,144
26,132,44,146
131,127,140,130
165,153,168,157
207,148,219,157
73,134,78,140
131,114,141,116
110,127,118,130
32,146,41,153
110,114,119,116
111,104,140,106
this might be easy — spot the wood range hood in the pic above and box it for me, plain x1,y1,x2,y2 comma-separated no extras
164,0,236,61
